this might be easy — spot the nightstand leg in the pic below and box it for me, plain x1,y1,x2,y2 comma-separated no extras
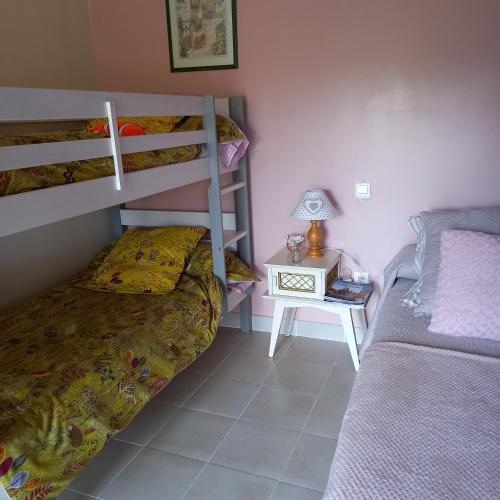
339,308,360,371
269,300,286,357
283,307,296,336
356,308,368,338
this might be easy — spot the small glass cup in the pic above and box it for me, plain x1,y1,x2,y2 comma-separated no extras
287,233,305,263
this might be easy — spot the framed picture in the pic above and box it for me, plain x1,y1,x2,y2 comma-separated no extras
166,0,238,72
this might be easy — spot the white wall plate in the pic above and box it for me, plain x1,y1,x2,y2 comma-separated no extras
355,182,371,200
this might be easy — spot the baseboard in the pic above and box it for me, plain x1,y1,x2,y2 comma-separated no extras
221,312,364,343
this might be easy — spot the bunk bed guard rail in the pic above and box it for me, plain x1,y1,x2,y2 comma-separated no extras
0,88,219,236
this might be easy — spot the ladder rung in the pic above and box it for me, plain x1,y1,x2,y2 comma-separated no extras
201,230,248,248
220,181,245,195
223,229,248,248
227,283,254,311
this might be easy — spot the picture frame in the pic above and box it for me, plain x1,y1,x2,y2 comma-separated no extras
165,0,238,72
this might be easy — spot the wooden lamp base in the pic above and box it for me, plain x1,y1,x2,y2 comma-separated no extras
307,220,324,258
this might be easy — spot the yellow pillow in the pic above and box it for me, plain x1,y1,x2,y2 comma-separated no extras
186,243,260,282
74,240,118,284
88,227,206,294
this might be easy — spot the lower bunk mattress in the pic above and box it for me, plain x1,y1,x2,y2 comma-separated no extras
0,272,222,498
324,341,500,500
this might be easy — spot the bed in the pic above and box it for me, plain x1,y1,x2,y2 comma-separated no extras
0,88,254,326
0,244,222,498
324,245,500,500
0,87,255,498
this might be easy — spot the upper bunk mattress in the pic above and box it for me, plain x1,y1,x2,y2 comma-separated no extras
324,340,500,500
0,270,222,498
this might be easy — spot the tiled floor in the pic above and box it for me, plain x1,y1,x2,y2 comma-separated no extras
59,327,356,500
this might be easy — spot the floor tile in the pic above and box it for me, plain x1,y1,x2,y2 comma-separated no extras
264,358,331,394
282,434,337,491
284,337,342,365
189,346,232,374
303,397,347,439
184,464,276,500
271,482,323,500
148,408,234,461
211,326,247,351
213,350,276,384
211,421,299,479
185,377,259,417
68,440,140,496
241,386,316,431
100,449,204,500
334,344,358,370
321,367,356,402
236,331,292,358
113,401,177,445
57,491,96,500
155,370,208,406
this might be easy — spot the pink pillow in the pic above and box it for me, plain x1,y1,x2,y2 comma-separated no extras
428,229,500,339
218,138,249,168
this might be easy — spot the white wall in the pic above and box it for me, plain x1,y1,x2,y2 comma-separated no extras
0,212,116,308
0,0,115,308
0,0,97,89
89,0,500,324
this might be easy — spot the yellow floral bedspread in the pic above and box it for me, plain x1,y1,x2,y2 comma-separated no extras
0,273,222,498
0,129,201,197
0,115,245,197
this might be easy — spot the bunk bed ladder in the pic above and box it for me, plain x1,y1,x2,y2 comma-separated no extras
228,96,253,333
204,96,253,333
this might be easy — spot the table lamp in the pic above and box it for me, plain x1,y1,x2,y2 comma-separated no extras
292,189,336,258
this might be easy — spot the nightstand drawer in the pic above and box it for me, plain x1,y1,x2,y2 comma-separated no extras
265,248,340,300
278,270,316,293
268,264,338,299
273,268,319,298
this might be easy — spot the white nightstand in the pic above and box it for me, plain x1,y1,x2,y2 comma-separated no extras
263,248,369,371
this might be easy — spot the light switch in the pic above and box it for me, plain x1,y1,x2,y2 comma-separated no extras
355,182,371,200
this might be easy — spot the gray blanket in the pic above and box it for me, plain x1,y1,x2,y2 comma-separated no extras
359,244,419,357
325,245,500,499
324,341,500,500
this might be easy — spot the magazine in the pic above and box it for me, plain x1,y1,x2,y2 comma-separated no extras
324,279,374,305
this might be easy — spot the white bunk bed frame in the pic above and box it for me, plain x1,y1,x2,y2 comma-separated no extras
0,87,253,331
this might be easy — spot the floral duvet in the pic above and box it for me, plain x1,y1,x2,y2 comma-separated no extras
0,114,247,197
0,129,201,197
0,272,222,498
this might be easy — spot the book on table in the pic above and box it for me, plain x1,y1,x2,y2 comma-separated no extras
324,279,374,305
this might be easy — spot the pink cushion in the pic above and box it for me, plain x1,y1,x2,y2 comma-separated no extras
428,229,500,339
218,138,249,168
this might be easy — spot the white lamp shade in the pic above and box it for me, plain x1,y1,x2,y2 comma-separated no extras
292,189,336,221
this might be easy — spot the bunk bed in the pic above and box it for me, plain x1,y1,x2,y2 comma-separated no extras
0,87,253,321
0,88,254,498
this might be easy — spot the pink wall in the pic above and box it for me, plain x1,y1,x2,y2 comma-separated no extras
88,0,500,323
